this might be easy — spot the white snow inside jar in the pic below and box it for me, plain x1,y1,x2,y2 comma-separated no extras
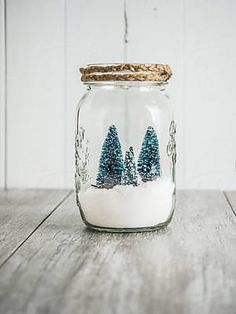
75,63,176,232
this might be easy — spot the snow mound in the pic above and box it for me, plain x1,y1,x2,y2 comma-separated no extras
79,176,175,229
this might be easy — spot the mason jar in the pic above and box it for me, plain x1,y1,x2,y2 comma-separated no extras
75,63,176,232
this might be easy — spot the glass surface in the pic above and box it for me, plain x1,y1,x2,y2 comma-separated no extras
75,81,176,232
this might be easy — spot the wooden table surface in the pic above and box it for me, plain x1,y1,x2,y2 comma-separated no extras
0,189,235,314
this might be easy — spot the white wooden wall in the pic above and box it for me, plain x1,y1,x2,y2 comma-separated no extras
0,0,5,189
0,0,236,190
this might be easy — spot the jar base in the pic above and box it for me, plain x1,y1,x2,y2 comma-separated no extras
81,211,174,233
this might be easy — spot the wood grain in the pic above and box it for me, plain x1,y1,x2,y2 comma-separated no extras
0,189,71,267
225,191,236,216
0,191,235,314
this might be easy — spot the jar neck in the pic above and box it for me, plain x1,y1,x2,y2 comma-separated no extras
84,81,168,91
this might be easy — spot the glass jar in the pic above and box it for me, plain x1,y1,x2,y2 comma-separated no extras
75,63,176,232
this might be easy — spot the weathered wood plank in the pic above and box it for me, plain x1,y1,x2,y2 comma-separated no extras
0,191,235,314
225,191,236,216
0,189,71,266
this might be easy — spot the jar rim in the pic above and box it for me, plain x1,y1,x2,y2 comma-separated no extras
80,63,172,83
84,81,168,89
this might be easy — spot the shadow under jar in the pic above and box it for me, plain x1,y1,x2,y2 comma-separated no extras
75,63,176,232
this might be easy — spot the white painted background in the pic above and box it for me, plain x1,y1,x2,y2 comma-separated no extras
0,0,236,190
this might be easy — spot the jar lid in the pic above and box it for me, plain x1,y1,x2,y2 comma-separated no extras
80,63,172,82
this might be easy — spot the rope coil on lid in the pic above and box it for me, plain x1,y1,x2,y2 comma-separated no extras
80,63,172,82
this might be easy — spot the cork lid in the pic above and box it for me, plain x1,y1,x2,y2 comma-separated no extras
80,63,172,82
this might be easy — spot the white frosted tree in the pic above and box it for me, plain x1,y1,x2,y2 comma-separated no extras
122,146,138,186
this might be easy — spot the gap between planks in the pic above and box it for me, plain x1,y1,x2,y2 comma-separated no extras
224,191,236,216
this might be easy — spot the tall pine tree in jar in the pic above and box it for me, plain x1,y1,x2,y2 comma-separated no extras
96,125,124,188
137,126,161,182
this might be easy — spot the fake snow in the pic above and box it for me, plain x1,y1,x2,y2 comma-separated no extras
79,176,175,228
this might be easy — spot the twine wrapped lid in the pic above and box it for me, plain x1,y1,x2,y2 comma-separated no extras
80,63,172,82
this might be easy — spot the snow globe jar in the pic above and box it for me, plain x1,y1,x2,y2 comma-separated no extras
75,63,176,232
